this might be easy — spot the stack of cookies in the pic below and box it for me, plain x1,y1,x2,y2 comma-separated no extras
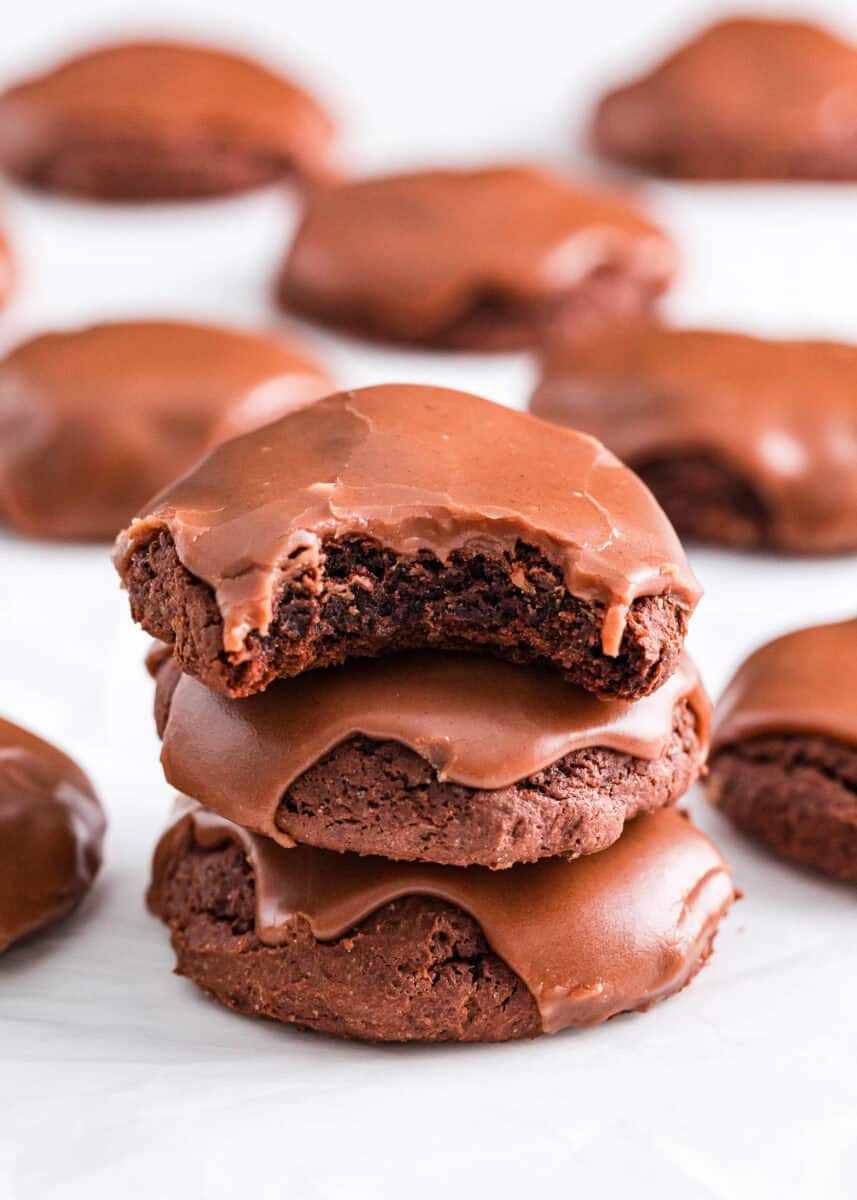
114,383,735,1043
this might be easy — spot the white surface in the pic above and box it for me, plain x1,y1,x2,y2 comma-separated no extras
2,2,857,1197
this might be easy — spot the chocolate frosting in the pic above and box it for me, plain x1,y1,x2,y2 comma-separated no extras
115,384,700,658
0,320,331,541
592,17,857,179
531,326,857,553
154,649,709,846
0,717,105,953
713,618,857,753
0,40,336,185
156,802,734,1033
280,165,675,339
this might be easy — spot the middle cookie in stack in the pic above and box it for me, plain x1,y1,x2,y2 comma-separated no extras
116,383,735,1043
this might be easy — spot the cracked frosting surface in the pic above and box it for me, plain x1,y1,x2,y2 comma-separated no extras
153,649,709,847
116,384,700,657
532,326,857,552
713,618,857,753
0,717,105,952
279,165,675,339
154,802,734,1034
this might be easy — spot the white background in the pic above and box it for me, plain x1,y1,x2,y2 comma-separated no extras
1,2,857,1197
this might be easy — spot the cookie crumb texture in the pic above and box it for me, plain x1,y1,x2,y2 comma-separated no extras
710,735,857,881
276,699,701,867
128,530,687,700
152,840,542,1042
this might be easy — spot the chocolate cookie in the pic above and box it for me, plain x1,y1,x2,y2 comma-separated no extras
709,618,857,881
590,17,857,180
0,40,337,200
149,802,735,1042
276,165,675,350
115,384,700,700
0,717,105,953
0,320,330,541
152,649,709,867
531,325,857,553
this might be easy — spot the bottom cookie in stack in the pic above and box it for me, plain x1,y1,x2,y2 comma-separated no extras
149,802,734,1044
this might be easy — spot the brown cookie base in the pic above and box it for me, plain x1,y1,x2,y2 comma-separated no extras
8,137,305,201
636,451,773,550
709,735,857,881
127,529,688,700
278,267,661,353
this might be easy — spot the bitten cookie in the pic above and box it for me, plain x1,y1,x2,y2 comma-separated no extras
152,649,710,868
531,325,857,553
0,40,337,200
709,618,857,881
115,384,700,701
0,320,330,541
149,802,735,1042
0,717,105,953
276,165,675,350
590,17,857,180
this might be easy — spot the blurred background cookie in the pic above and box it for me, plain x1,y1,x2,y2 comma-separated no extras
531,325,857,554
0,39,338,200
590,17,857,180
0,320,331,540
277,165,675,349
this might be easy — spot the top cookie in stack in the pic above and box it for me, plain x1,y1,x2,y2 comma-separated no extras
114,383,700,701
